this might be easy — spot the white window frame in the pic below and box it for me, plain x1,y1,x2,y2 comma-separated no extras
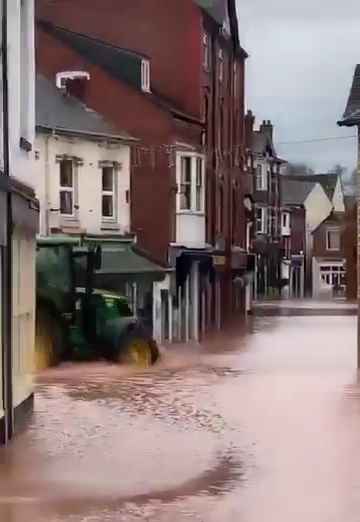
255,163,267,191
59,159,76,217
256,206,267,234
326,227,341,251
282,211,290,230
233,62,238,94
141,60,151,92
101,165,117,222
176,153,205,214
203,33,210,71
218,49,224,83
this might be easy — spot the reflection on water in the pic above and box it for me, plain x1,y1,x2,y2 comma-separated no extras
0,315,359,521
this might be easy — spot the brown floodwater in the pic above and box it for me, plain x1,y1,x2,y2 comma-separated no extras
0,314,359,521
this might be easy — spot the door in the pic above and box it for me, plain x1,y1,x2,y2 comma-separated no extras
1,243,13,444
160,290,169,342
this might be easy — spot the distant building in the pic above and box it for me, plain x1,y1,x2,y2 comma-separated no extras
0,0,39,444
279,178,309,298
338,64,360,304
280,173,346,299
285,173,345,214
245,112,285,299
311,213,346,299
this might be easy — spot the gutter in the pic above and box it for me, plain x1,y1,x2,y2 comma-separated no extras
36,125,139,144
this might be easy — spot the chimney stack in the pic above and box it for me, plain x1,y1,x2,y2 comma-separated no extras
260,119,273,143
244,110,255,148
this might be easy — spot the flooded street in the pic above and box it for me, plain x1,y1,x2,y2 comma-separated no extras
0,314,359,521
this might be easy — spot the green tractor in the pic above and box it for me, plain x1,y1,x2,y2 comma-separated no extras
35,238,159,370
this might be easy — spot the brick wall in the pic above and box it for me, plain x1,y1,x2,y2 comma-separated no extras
37,0,203,118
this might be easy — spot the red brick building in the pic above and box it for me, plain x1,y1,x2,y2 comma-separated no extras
343,197,357,300
36,0,250,338
244,112,286,298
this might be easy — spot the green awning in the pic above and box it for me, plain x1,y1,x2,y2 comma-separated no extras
96,243,166,277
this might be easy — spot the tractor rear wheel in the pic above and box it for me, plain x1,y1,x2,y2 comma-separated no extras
119,333,159,368
35,306,63,371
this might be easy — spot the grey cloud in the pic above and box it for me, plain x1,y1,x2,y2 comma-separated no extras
238,0,360,171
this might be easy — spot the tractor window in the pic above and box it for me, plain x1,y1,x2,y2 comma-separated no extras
115,299,133,317
102,297,133,318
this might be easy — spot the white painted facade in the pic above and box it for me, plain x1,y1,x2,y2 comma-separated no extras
0,0,37,435
312,258,346,299
2,0,36,185
303,183,333,233
35,133,131,237
12,227,36,408
175,151,206,247
305,185,332,288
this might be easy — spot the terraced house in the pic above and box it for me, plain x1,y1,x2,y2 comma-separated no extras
36,0,251,343
0,0,39,444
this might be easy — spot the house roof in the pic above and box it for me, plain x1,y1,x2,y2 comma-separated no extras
252,131,270,155
36,74,134,141
194,0,247,57
38,20,202,125
311,211,345,234
251,130,285,162
195,0,227,24
38,20,147,89
338,65,360,127
285,173,338,201
280,177,316,206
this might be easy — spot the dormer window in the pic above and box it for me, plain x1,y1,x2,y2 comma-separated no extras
141,60,151,93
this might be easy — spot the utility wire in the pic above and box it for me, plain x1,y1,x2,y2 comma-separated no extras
277,135,357,146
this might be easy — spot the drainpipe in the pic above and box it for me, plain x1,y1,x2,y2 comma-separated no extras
44,134,51,235
357,128,360,368
2,0,13,443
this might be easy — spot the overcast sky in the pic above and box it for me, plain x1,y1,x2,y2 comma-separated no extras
237,0,360,175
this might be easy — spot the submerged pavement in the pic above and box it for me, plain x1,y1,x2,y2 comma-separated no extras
0,309,359,521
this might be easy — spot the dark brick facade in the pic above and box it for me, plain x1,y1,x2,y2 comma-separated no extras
344,202,357,300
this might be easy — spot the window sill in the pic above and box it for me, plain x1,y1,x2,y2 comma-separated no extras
101,221,120,230
176,210,205,217
60,217,80,228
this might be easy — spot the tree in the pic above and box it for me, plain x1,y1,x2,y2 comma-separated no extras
328,164,347,177
343,168,357,196
284,162,315,176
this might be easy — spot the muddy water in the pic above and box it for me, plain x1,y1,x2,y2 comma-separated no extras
0,315,359,521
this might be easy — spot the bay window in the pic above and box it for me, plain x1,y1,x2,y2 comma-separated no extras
178,154,205,213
